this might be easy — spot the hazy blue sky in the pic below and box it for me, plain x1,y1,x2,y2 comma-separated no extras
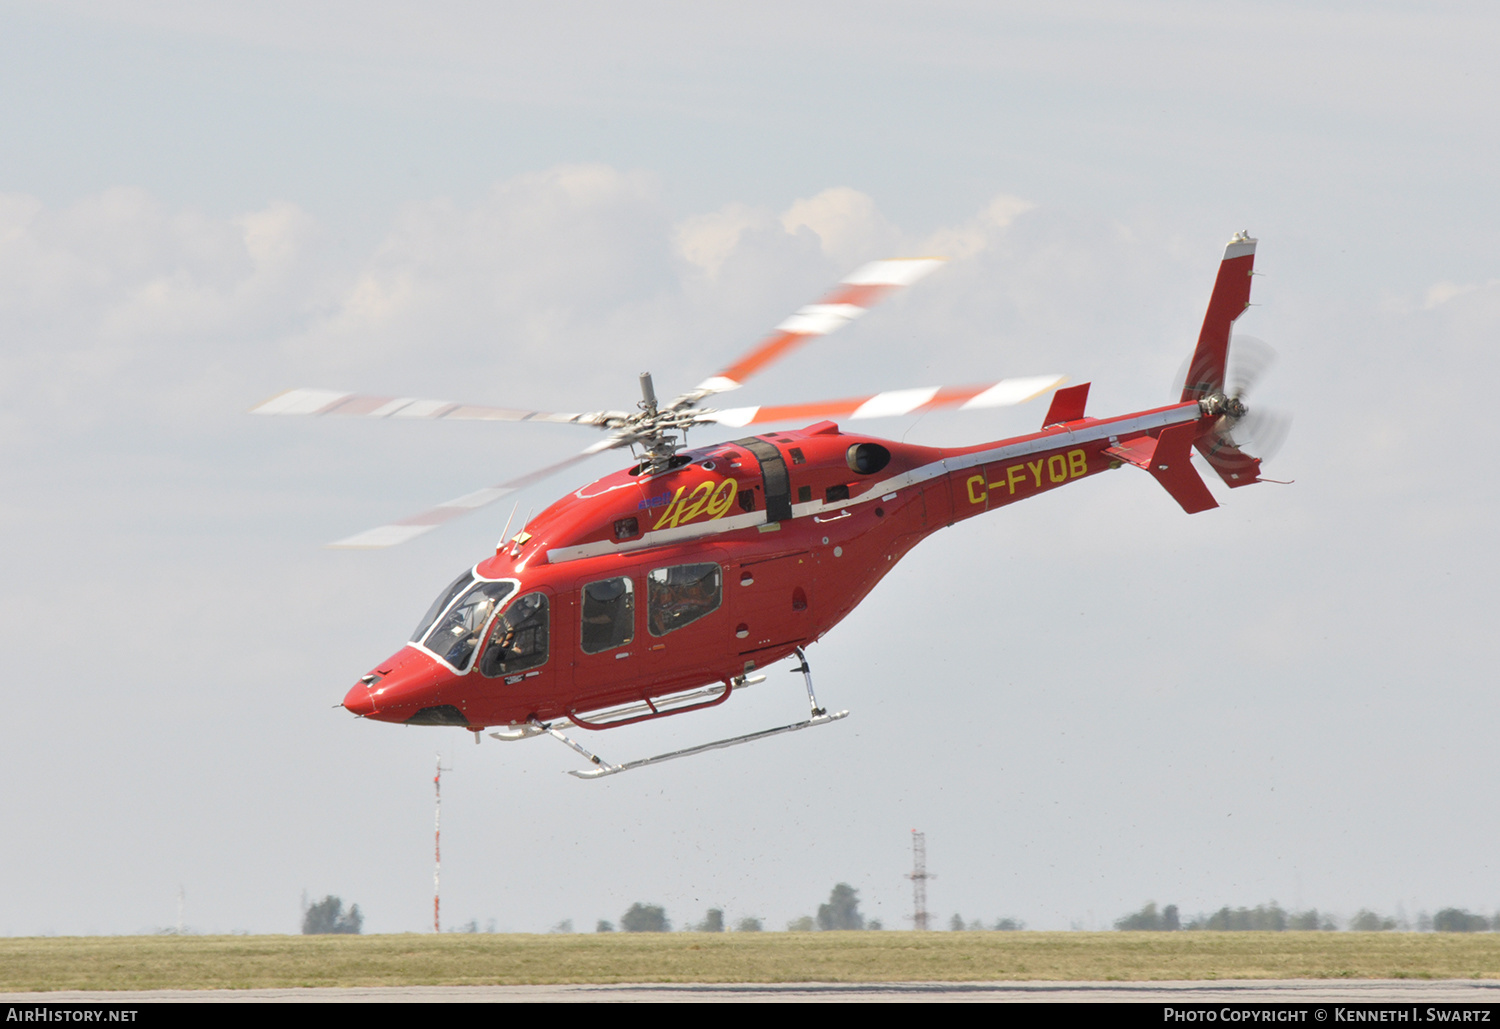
1,1,1496,936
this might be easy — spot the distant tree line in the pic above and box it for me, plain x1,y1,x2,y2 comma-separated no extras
577,885,1026,934
590,904,759,933
459,893,1500,934
585,884,898,935
948,915,1026,931
302,895,362,935
541,892,1499,936
1115,903,1180,931
1114,901,1498,932
1433,909,1494,932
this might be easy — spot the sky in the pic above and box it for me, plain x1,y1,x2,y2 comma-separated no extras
1,1,1497,936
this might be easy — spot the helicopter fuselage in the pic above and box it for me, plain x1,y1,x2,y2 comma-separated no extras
342,396,1210,731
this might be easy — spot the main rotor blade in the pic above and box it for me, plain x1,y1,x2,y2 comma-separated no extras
250,388,615,426
697,375,1066,428
328,438,621,549
684,257,947,402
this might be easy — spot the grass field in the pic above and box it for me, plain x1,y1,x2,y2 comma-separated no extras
3,932,1500,992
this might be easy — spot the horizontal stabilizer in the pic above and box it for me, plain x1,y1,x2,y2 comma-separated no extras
1110,424,1217,514
1103,435,1157,469
1146,423,1218,513
1195,435,1263,487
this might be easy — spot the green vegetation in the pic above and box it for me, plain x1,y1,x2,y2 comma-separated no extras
691,909,725,933
1434,909,1493,933
817,884,864,931
2,932,1499,992
619,903,670,933
301,896,362,935
1114,900,1494,933
1115,903,1180,931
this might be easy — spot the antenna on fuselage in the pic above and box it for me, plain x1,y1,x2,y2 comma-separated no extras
496,502,519,553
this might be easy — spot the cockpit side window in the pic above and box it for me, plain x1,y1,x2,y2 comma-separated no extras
410,571,475,643
420,581,516,671
479,592,550,678
647,563,722,637
580,576,634,655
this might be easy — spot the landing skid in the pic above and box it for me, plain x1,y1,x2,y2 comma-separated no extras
494,647,848,779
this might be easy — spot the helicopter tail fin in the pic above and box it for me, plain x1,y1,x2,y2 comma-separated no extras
1104,422,1218,514
1180,233,1256,403
1042,382,1089,427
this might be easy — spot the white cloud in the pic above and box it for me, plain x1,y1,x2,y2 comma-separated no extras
1419,278,1500,310
278,165,677,396
0,188,335,438
918,193,1035,261
674,202,769,279
778,187,900,266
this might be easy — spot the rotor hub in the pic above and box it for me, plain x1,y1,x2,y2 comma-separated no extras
1200,391,1247,420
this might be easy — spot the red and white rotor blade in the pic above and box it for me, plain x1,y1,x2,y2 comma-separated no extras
691,257,947,398
250,388,609,426
700,375,1066,428
328,438,619,549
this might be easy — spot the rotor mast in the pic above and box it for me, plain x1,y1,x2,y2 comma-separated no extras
633,371,684,472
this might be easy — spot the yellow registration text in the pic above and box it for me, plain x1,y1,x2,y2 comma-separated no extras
966,449,1088,505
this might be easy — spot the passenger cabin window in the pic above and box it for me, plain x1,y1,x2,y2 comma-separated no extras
647,563,722,637
479,592,549,678
420,581,516,671
580,576,635,654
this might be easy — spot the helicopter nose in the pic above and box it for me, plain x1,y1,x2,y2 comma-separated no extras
340,647,450,722
343,680,377,717
342,656,403,717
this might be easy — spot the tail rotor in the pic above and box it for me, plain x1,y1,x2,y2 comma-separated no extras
1196,334,1292,485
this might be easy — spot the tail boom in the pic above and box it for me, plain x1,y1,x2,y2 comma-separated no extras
941,401,1215,520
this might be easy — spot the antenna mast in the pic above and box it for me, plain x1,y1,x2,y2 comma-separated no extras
908,830,933,931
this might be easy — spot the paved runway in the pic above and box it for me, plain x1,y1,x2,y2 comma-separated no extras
5,979,1500,1002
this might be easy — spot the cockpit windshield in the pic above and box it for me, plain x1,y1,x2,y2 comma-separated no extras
420,580,517,671
410,571,475,643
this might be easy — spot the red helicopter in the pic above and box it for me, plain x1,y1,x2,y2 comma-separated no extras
256,232,1279,777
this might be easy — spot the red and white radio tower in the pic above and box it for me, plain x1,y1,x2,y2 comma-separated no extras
434,754,451,933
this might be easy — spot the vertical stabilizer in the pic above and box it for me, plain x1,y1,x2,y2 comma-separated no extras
1181,232,1256,403
1042,382,1090,426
